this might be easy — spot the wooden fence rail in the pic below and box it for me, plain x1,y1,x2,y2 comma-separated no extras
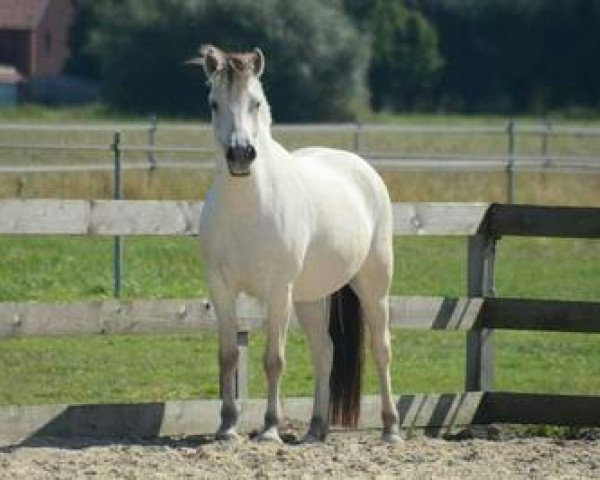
0,200,490,236
3,296,600,339
0,200,599,446
2,154,599,175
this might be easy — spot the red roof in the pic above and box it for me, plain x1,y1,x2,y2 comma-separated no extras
0,0,49,30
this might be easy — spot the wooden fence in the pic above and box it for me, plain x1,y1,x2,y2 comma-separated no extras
0,200,599,446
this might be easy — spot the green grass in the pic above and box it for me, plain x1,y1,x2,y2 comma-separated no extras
2,104,599,124
0,236,206,301
2,329,599,406
0,235,598,405
0,103,141,122
0,333,219,405
1,236,598,302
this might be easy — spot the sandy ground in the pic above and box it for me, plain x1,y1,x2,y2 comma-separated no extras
1,426,599,479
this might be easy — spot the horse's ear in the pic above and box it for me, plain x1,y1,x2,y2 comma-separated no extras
187,44,225,77
252,48,265,77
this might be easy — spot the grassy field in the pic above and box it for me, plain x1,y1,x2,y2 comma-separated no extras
0,107,599,205
0,235,598,406
2,330,599,406
1,236,598,303
0,106,598,407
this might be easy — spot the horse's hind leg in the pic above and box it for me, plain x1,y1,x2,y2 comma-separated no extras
257,284,293,443
295,298,332,442
351,255,401,443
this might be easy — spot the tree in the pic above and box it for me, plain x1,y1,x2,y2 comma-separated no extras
367,0,443,111
64,0,118,80
78,0,369,121
421,0,600,113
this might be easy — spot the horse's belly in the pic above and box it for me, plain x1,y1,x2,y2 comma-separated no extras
292,233,370,301
292,268,349,301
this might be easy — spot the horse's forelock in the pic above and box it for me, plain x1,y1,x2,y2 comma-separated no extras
227,54,253,73
209,62,251,92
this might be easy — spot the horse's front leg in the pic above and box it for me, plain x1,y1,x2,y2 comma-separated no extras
210,276,240,440
257,284,293,443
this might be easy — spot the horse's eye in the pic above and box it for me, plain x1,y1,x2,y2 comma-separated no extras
210,100,218,112
251,100,261,111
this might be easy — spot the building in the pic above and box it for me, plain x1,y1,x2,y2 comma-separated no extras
0,0,80,105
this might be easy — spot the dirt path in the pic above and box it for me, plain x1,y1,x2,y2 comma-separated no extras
1,429,599,479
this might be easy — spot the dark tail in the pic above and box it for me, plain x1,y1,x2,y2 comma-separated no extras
328,284,364,427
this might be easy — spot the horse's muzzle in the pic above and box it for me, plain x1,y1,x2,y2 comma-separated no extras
226,145,256,177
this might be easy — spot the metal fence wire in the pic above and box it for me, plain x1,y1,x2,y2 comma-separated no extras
1,119,599,297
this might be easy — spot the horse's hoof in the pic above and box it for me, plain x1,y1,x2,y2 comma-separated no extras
381,431,403,444
256,427,283,444
301,433,322,444
215,428,240,441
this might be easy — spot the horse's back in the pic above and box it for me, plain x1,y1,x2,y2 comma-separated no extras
291,146,392,224
293,145,387,190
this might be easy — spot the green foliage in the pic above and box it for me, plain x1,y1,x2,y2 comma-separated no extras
421,0,600,113
368,0,443,111
78,0,368,121
64,0,600,116
64,0,118,80
339,0,600,113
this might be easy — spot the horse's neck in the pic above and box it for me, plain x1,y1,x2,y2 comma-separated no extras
213,132,291,218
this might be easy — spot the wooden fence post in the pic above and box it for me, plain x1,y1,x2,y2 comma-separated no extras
235,330,249,399
217,331,248,400
466,233,497,391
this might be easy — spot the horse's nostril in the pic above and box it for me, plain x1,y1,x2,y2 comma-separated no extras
226,147,235,162
226,145,255,163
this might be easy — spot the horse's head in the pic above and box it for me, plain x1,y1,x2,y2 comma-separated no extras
188,45,270,177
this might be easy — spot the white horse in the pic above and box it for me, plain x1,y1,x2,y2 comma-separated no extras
188,45,400,443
